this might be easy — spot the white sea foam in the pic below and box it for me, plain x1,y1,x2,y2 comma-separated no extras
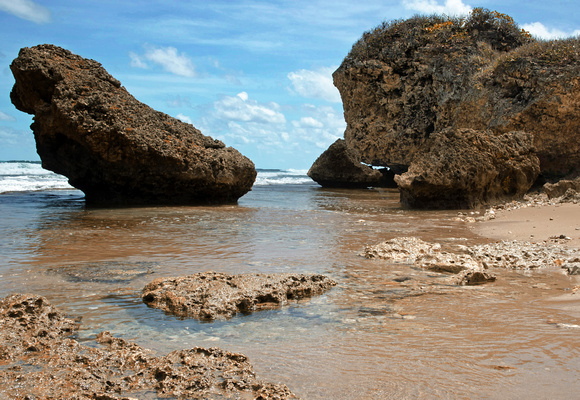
0,162,73,193
0,163,313,194
254,169,313,186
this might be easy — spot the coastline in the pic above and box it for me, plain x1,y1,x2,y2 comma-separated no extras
473,202,580,248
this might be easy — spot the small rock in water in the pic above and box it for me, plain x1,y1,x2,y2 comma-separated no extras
142,271,337,320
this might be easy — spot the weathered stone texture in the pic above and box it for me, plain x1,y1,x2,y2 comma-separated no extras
142,271,337,320
10,44,256,205
0,294,297,399
394,129,540,208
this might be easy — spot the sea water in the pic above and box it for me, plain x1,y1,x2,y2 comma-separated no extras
1,161,580,399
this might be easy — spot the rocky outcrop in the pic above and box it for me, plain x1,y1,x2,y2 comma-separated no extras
10,44,256,205
451,38,580,180
394,128,540,208
307,139,389,188
362,236,495,285
0,293,297,399
142,271,337,320
364,236,580,272
544,177,580,199
321,9,580,205
333,9,533,168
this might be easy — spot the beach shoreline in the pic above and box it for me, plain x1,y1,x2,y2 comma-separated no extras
473,200,580,248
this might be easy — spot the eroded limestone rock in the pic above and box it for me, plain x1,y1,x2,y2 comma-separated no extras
142,271,337,320
307,139,386,188
10,44,256,205
544,177,580,199
317,10,580,204
0,294,297,399
394,129,540,208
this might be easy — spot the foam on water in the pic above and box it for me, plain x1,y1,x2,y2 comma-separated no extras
0,161,73,193
0,163,314,194
254,169,314,186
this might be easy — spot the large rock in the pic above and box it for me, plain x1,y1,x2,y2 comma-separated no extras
450,38,580,180
307,139,386,188
10,44,256,205
142,271,337,320
395,129,539,208
324,9,580,203
543,177,580,199
333,9,532,168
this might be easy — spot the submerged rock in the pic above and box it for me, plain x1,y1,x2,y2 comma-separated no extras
453,270,497,286
363,236,497,284
142,271,337,320
363,236,441,262
0,294,297,399
416,252,482,274
395,129,540,208
10,44,256,205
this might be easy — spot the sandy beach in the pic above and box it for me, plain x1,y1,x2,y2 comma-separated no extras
474,202,580,248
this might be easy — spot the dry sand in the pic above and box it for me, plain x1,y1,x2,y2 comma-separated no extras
474,203,580,248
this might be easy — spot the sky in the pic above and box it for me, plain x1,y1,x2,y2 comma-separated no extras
0,0,579,169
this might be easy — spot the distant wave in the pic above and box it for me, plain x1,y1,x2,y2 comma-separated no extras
0,161,73,193
0,162,314,194
254,169,314,186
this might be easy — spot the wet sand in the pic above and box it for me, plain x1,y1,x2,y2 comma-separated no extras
474,203,580,247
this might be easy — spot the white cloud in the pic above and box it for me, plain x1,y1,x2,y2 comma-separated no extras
522,22,580,40
131,46,196,77
290,104,345,149
288,67,342,103
402,0,472,16
292,116,324,129
176,113,193,124
214,92,286,124
197,95,345,161
129,51,148,69
166,95,191,108
0,111,16,122
0,0,50,23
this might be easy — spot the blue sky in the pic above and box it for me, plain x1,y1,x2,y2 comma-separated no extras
0,0,578,169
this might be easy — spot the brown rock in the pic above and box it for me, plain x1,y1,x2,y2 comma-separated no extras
544,177,580,199
333,9,531,169
325,9,580,207
10,44,256,205
452,38,580,180
395,129,539,209
0,294,297,399
455,271,497,285
307,139,385,188
142,271,337,320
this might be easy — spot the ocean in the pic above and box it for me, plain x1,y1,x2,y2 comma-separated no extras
1,161,579,399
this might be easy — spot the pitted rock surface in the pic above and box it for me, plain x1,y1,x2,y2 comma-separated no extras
0,294,297,399
320,9,580,204
10,44,256,205
394,128,540,208
307,139,385,188
333,10,580,180
142,271,337,320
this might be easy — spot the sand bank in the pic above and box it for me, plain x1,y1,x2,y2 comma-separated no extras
474,203,580,248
